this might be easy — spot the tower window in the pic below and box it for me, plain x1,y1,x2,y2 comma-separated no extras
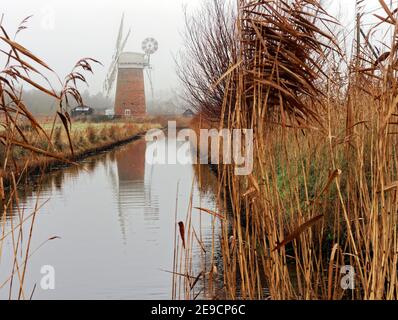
125,109,131,117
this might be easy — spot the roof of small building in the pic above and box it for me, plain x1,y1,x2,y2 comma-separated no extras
72,105,93,113
183,109,195,116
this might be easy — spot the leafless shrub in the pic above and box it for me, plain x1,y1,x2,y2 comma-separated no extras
177,0,237,122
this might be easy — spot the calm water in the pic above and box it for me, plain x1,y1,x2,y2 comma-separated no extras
0,138,219,299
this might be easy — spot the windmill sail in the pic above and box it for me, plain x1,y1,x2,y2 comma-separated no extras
115,13,124,55
120,29,131,56
103,13,131,97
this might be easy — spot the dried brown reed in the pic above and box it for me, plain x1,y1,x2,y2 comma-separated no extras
180,0,398,300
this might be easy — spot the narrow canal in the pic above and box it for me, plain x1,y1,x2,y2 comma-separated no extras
0,137,220,299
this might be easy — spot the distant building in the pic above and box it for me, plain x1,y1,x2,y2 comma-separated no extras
71,105,94,117
182,109,195,118
105,108,115,119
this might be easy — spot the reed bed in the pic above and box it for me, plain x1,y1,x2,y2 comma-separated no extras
171,161,224,300
180,0,398,300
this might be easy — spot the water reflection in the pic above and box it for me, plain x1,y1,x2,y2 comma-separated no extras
0,138,219,299
114,140,160,243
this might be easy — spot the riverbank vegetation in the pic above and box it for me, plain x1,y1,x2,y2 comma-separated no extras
0,121,158,184
180,0,398,300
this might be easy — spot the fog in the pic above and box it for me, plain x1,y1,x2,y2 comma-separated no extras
0,0,389,102
1,0,203,100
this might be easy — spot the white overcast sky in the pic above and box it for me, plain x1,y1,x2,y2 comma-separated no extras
0,0,391,97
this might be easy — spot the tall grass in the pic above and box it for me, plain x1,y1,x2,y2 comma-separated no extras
181,0,398,300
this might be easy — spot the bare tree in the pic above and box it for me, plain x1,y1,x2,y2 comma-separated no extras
177,0,237,122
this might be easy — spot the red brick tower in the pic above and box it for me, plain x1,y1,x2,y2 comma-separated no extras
114,52,147,118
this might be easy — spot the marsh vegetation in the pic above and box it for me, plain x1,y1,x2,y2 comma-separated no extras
177,0,398,300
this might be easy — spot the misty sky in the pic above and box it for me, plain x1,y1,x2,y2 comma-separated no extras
0,0,389,98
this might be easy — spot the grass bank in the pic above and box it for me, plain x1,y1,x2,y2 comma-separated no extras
0,121,160,186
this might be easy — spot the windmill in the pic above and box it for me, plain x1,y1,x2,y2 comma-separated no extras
103,13,131,98
104,14,158,118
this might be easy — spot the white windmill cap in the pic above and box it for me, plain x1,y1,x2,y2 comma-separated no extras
118,52,146,69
